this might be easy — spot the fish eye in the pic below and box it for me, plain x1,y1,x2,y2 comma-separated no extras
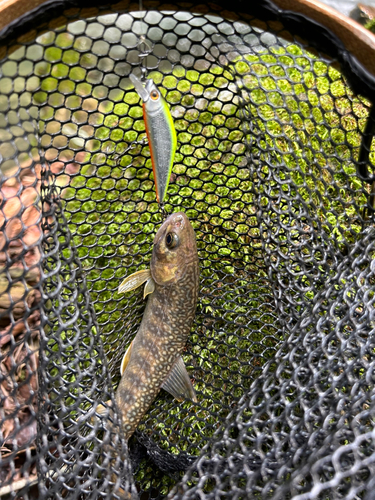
166,232,179,249
150,90,159,100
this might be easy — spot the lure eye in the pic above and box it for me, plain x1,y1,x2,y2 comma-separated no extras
166,232,179,249
150,90,159,100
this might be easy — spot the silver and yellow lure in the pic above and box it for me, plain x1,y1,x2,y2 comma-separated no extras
129,74,177,204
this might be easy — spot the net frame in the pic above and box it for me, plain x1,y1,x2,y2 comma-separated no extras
0,0,374,499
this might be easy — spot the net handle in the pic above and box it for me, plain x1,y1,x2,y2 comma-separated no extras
272,0,375,79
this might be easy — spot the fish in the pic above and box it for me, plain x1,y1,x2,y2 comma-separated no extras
82,212,198,498
115,211,199,440
129,73,177,205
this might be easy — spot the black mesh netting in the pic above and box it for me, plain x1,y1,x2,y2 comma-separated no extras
1,0,375,498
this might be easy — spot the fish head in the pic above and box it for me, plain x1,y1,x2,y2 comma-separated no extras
129,74,163,115
151,212,197,285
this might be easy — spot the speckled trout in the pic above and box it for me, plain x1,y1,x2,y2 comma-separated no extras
115,211,199,439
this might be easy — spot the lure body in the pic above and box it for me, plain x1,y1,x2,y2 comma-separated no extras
130,74,177,204
117,212,199,439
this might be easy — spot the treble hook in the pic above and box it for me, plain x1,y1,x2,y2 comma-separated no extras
159,202,168,220
107,137,148,166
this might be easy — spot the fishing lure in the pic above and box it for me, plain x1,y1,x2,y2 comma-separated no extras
130,74,177,205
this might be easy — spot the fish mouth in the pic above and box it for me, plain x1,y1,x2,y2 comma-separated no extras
169,213,185,230
156,212,187,243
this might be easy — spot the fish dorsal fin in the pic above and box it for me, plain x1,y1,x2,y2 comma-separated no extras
119,269,155,298
120,340,134,375
161,356,197,402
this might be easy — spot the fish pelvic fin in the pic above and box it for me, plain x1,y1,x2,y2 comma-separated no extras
94,400,112,418
161,356,197,403
120,340,133,375
119,269,154,296
76,400,113,425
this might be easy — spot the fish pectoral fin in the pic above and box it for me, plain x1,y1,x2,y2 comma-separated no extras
144,277,155,299
162,356,197,403
120,340,134,375
119,269,151,294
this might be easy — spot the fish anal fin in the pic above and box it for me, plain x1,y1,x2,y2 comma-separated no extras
120,340,133,375
119,269,151,294
162,356,197,403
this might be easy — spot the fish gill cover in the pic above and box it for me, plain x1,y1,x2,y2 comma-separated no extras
0,0,375,499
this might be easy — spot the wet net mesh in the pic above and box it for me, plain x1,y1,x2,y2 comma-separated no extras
1,0,375,498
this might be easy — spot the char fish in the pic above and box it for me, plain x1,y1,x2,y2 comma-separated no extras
129,73,177,205
116,211,199,439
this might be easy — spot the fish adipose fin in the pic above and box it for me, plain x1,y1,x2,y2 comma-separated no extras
161,356,197,402
118,269,155,299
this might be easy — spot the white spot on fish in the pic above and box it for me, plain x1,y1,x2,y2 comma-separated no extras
172,214,185,229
